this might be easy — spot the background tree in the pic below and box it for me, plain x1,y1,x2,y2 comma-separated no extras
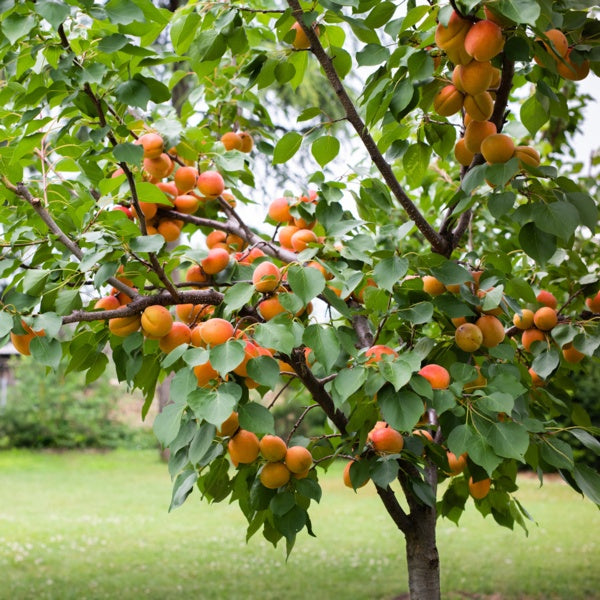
0,1,599,599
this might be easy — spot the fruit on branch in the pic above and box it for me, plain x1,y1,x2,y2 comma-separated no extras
238,131,254,153
483,4,512,27
228,429,260,466
136,132,164,159
284,445,313,473
512,309,534,330
455,322,484,352
259,462,291,489
464,20,504,62
206,230,227,249
278,225,300,249
112,205,133,219
536,290,557,309
464,120,497,154
144,153,173,180
259,435,288,462
474,315,505,347
135,201,158,220
290,228,318,252
413,429,434,443
556,49,590,81
418,364,450,389
141,305,174,338
533,307,558,331
454,138,474,166
369,426,404,454
463,366,487,391
201,247,230,275
469,476,491,499
365,344,398,364
514,146,541,168
268,197,292,223
529,367,545,387
252,261,282,293
343,460,368,489
433,84,464,117
108,315,141,337
217,411,239,437
290,21,319,50
535,29,568,62
199,318,234,346
226,233,245,252
562,343,585,364
463,91,494,122
586,292,600,313
232,341,261,377
220,131,243,151
193,360,219,387
94,295,121,311
521,328,546,352
174,166,199,194
157,219,182,242
422,275,446,296
446,451,467,475
453,60,495,95
10,321,46,356
159,321,192,353
174,194,201,214
197,170,225,198
434,10,472,65
480,133,515,164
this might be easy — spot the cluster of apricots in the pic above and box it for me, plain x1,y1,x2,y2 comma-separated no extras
268,191,322,252
432,7,591,171
218,411,313,488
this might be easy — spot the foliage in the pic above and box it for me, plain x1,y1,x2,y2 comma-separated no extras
0,359,154,450
0,0,599,597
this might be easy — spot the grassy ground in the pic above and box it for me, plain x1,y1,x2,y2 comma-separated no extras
0,450,598,600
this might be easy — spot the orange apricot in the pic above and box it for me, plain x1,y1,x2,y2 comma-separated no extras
260,462,291,489
422,275,446,296
521,328,546,352
201,247,230,275
94,296,121,311
252,261,281,293
512,308,535,330
220,131,243,151
268,197,292,223
238,131,254,153
585,291,600,313
475,314,505,347
529,367,545,387
174,166,198,194
200,317,234,346
480,133,515,164
197,170,225,198
556,49,590,81
141,305,173,338
108,315,141,337
193,360,219,387
259,435,288,462
533,306,558,331
562,343,585,364
232,341,261,377
370,427,404,454
454,138,475,167
217,411,239,437
258,295,287,321
159,321,192,353
157,220,181,243
454,60,495,95
343,460,368,489
284,445,313,473
143,153,173,180
536,290,558,309
469,476,491,499
174,194,200,214
136,133,164,159
446,451,467,475
290,21,319,49
455,322,484,352
365,344,398,364
290,228,318,252
464,120,497,154
433,84,464,117
435,10,473,66
10,321,46,356
514,146,541,169
278,225,300,249
418,364,451,389
536,29,568,61
228,429,260,466
464,20,504,62
463,91,494,122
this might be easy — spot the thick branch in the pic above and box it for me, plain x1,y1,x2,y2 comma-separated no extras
375,484,412,533
286,0,449,256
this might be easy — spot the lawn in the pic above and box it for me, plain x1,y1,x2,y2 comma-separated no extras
0,450,598,600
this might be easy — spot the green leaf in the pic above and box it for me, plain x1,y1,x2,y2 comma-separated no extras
519,223,556,264
129,235,165,253
478,392,514,414
115,79,151,109
373,256,408,292
287,265,325,305
520,94,549,136
377,388,425,432
332,367,367,401
247,356,281,389
188,385,238,427
105,0,145,24
136,182,176,205
489,422,529,461
311,135,340,167
572,464,600,505
253,322,299,355
1,14,36,45
35,0,70,29
303,325,341,372
403,142,432,188
380,360,412,392
466,433,503,476
370,459,399,488
430,261,472,286
29,337,61,370
532,202,580,241
273,132,303,165
0,312,13,338
295,478,322,502
531,348,560,380
239,402,275,435
494,0,540,25
99,33,130,53
488,192,516,219
447,424,472,457
153,401,186,447
55,289,82,316
397,302,433,325
209,340,245,376
223,282,255,312
540,436,574,470
169,467,197,511
356,44,390,66
569,429,600,456
189,422,217,465
113,143,144,164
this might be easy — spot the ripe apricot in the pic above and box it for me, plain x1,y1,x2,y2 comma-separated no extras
141,305,173,338
556,49,590,81
536,290,557,309
454,60,495,95
135,201,157,220
433,85,464,117
285,445,313,473
463,91,494,122
536,29,568,61
200,318,234,346
455,322,484,352
157,220,181,242
419,364,450,389
562,343,585,364
454,138,474,167
521,328,546,352
464,120,497,154
94,296,121,311
258,295,287,321
514,146,541,169
434,10,472,66
220,131,242,151
201,247,230,275
290,21,319,49
197,170,225,198
238,131,254,153
260,462,291,489
529,367,545,387
365,344,398,364
109,315,141,337
370,427,404,454
159,321,192,353
533,306,558,331
343,460,368,489
586,291,600,313
259,435,288,462
194,360,219,387
228,429,260,466
174,166,198,194
413,429,434,443
278,225,299,249
422,275,446,296
136,133,164,159
475,315,505,347
291,228,318,252
446,451,467,475
480,133,515,164
10,321,46,356
252,261,281,293
512,308,534,330
268,197,292,223
218,411,239,437
469,476,491,499
232,341,261,377
226,234,245,252
144,153,173,179
174,194,200,214
464,20,504,62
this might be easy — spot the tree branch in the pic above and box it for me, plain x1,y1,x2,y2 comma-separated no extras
375,484,412,533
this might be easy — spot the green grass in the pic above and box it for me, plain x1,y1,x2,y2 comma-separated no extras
0,450,598,600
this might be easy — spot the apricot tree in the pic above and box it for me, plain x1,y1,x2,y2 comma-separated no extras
1,1,599,598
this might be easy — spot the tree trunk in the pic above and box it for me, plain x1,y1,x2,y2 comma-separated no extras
405,504,441,600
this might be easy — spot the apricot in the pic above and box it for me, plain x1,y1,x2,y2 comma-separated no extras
480,133,515,164
464,120,497,154
463,366,487,392
109,315,141,337
143,153,173,179
422,275,446,296
159,321,192,353
489,67,501,89
369,427,404,454
284,445,313,473
452,316,468,327
512,308,534,330
529,367,545,387
433,84,464,117
232,341,261,377
464,20,504,62
113,205,132,219
237,247,266,265
418,364,450,389
537,29,568,61
217,411,239,437
174,166,198,194
268,197,292,223
10,322,46,356
197,170,225,198
434,10,472,65
475,315,505,347
514,146,541,169
586,291,600,313
533,306,558,331
454,60,495,96
194,360,219,387
220,131,242,151
174,194,200,214
157,220,181,242
365,344,398,364
258,295,287,321
562,343,585,364
463,92,494,122
455,322,484,352
259,434,288,462
557,48,590,81
201,247,230,275
252,261,281,293
135,201,157,220
278,225,299,249
141,305,173,338
454,138,474,167
469,476,491,499
343,460,368,489
413,429,434,442
446,451,467,475
226,234,245,252
94,296,121,311
291,228,318,252
260,462,291,489
521,328,546,352
238,131,254,153
536,290,557,309
199,318,233,346
290,21,319,50
228,429,260,466
136,132,164,159
156,181,178,200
